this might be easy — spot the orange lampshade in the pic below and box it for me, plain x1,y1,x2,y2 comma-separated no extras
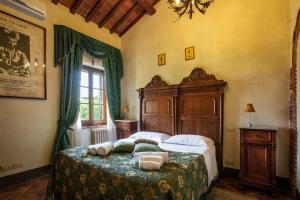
123,106,129,113
244,103,255,112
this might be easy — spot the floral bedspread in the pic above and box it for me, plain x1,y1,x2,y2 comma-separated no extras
53,147,208,200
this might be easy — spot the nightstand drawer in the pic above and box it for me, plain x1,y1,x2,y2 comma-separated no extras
244,131,272,143
115,120,138,139
116,122,130,130
119,130,130,139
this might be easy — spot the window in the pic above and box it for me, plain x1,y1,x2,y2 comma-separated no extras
80,66,106,126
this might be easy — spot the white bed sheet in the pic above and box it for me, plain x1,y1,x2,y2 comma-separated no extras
158,143,218,187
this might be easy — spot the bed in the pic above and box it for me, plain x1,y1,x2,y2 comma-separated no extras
52,68,227,200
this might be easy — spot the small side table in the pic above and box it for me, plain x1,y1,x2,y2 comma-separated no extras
115,120,138,139
240,127,277,191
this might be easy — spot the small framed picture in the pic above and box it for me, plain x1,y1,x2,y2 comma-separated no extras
185,46,195,61
158,53,166,66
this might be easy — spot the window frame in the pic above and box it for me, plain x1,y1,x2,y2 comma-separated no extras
80,65,107,126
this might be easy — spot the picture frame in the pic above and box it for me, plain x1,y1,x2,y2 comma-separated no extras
158,53,166,66
0,10,46,99
185,46,195,61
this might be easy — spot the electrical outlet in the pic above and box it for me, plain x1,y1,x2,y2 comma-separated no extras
0,162,23,172
0,164,13,171
13,162,23,169
225,127,235,133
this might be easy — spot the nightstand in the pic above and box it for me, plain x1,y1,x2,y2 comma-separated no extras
240,127,277,190
115,120,138,139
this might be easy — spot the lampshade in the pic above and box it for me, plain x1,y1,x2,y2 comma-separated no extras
244,103,255,112
123,106,129,113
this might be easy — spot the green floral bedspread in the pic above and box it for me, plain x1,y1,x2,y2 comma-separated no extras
53,147,208,200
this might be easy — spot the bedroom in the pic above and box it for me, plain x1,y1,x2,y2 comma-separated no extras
0,0,297,199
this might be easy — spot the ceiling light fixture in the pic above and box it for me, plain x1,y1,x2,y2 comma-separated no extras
167,0,214,19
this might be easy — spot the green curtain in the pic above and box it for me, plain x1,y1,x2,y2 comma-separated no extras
47,25,123,199
53,26,83,158
53,25,123,154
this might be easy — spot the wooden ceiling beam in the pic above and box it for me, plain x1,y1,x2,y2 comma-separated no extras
53,0,160,37
119,0,160,36
70,0,84,14
85,0,104,22
52,0,59,4
119,11,145,37
98,0,124,28
136,0,156,15
110,3,139,33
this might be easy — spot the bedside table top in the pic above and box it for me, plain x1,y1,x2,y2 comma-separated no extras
240,126,278,131
115,120,138,122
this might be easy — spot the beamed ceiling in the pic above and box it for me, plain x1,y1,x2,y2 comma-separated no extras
52,0,160,37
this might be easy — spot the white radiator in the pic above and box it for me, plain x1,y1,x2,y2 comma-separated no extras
68,129,91,148
91,127,109,144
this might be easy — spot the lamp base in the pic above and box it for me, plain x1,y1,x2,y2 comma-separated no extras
124,113,128,120
247,123,253,127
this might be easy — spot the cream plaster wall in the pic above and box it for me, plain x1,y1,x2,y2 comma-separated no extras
121,0,290,177
0,0,120,177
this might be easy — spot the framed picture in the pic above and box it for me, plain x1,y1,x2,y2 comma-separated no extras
158,53,166,66
185,46,195,61
0,10,46,99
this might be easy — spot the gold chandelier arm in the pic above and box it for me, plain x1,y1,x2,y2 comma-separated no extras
194,2,206,14
180,3,190,17
167,0,214,19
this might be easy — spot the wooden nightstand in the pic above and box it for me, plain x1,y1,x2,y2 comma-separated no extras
240,127,277,191
115,120,138,139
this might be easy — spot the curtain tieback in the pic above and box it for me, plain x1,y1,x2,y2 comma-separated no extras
58,120,67,132
57,120,74,132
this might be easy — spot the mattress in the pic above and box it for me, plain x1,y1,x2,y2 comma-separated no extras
158,142,218,187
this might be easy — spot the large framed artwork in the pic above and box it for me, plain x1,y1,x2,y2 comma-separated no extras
0,10,46,99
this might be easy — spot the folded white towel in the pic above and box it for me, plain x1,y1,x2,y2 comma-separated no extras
134,152,169,163
139,160,161,170
96,142,113,156
88,144,102,155
139,155,163,165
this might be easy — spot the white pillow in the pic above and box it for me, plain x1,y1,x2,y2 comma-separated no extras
129,131,171,143
163,134,214,147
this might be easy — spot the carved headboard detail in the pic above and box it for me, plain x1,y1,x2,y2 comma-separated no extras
180,67,227,88
181,67,217,83
137,67,227,171
145,75,169,88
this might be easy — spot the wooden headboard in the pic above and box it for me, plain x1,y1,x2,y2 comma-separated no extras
137,68,227,171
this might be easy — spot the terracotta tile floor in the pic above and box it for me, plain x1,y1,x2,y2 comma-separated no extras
213,177,293,200
0,176,48,200
0,176,292,200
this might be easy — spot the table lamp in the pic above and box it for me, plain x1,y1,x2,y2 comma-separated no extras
244,103,255,127
123,106,129,120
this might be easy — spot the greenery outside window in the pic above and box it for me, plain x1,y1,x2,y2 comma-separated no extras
80,66,106,126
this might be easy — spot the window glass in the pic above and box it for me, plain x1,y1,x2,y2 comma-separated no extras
81,71,89,87
93,74,100,89
80,104,89,120
93,104,101,120
79,66,106,125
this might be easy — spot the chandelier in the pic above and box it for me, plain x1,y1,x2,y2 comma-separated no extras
167,0,214,19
